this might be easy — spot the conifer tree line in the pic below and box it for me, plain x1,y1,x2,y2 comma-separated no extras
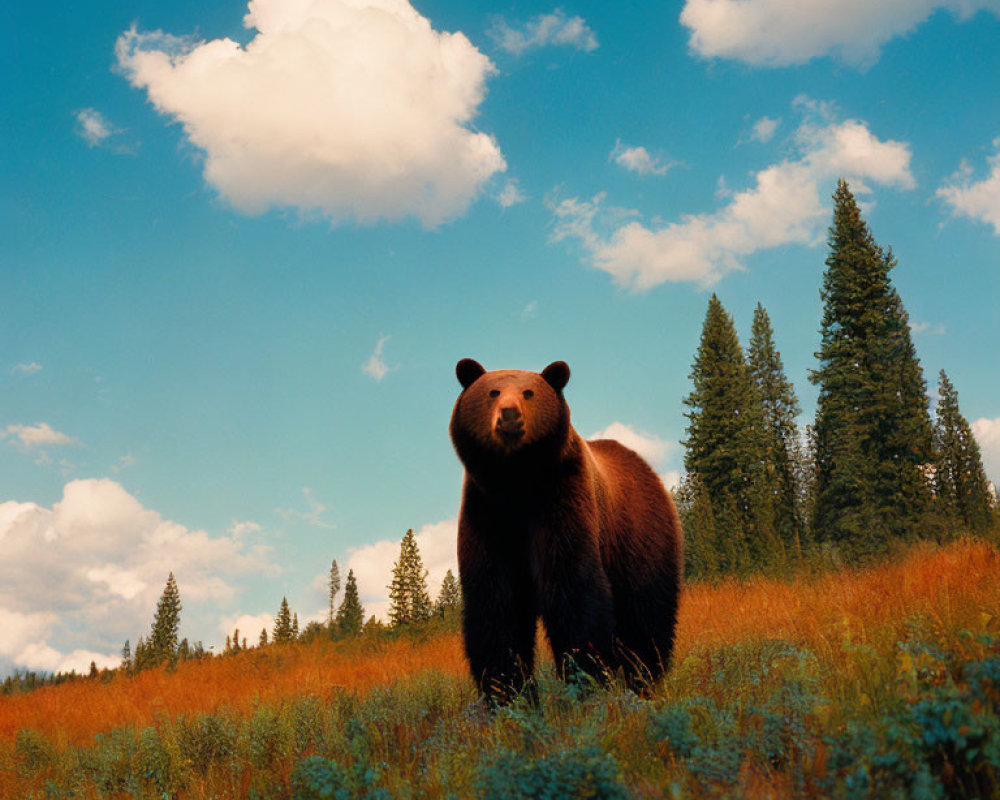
114,534,463,680
677,180,997,579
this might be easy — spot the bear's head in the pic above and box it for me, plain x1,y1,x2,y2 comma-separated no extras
449,359,572,481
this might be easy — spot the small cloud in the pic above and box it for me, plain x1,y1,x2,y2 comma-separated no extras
11,362,42,376
659,470,682,492
937,139,1000,235
218,612,274,642
111,454,136,473
227,519,262,537
520,300,539,321
972,417,1000,481
74,108,117,147
4,423,77,449
489,9,598,56
749,116,780,144
590,422,671,467
362,335,391,382
275,488,336,530
497,180,527,208
610,140,675,177
909,321,946,336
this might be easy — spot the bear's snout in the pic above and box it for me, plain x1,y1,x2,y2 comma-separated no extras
495,403,525,443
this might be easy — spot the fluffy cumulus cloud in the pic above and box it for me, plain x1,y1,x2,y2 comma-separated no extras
680,0,1000,67
489,9,598,56
937,139,1000,235
972,418,1000,481
551,99,915,290
115,0,505,228
345,518,458,622
0,479,274,673
590,422,671,467
74,108,118,147
610,141,675,177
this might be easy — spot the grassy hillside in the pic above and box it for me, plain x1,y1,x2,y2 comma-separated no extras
2,539,998,798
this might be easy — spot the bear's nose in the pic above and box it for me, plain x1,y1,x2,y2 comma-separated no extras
500,406,522,422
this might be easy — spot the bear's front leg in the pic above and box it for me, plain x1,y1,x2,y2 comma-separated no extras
536,524,616,688
458,514,538,707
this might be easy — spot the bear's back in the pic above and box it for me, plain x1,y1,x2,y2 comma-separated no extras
586,437,683,580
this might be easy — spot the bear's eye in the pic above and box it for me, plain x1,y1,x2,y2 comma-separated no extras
523,390,534,399
489,389,500,398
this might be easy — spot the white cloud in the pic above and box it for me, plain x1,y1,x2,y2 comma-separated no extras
4,422,77,448
74,108,120,147
610,141,675,177
489,9,598,56
590,422,672,467
497,179,527,208
0,479,275,672
520,300,539,321
111,454,137,473
680,0,1000,67
219,612,274,643
551,100,915,291
227,519,262,536
11,362,42,376
362,335,391,382
346,518,458,622
660,470,682,492
937,139,1000,235
115,0,505,228
749,116,780,144
275,487,336,529
972,418,1000,481
910,321,947,336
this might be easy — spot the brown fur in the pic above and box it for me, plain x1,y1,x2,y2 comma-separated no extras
449,359,683,704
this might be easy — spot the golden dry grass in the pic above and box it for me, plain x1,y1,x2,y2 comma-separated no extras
1,538,997,751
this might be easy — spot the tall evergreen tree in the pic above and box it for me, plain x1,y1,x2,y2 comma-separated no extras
328,559,341,625
388,529,432,626
149,572,181,666
259,628,268,647
292,612,299,640
683,295,772,572
810,180,934,556
273,597,293,643
120,640,131,671
435,569,462,617
336,569,365,636
934,370,993,532
747,303,805,558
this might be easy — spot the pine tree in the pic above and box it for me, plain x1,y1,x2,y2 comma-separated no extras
934,370,993,532
435,569,462,617
683,295,771,573
328,559,341,625
674,474,718,580
120,640,131,671
747,303,805,559
810,180,934,556
336,569,365,637
388,529,432,626
259,628,268,647
292,612,299,640
273,597,293,643
149,572,182,666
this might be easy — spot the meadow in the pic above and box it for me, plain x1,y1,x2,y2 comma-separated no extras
2,538,998,799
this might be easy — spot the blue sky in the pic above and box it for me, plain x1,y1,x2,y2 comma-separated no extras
2,0,999,674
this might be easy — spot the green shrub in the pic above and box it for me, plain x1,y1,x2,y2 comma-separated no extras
476,744,630,800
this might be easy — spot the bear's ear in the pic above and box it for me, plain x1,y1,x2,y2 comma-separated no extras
456,358,486,389
541,361,570,392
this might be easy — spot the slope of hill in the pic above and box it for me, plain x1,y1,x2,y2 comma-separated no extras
2,538,998,798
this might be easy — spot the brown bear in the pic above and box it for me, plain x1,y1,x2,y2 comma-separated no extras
449,358,683,704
